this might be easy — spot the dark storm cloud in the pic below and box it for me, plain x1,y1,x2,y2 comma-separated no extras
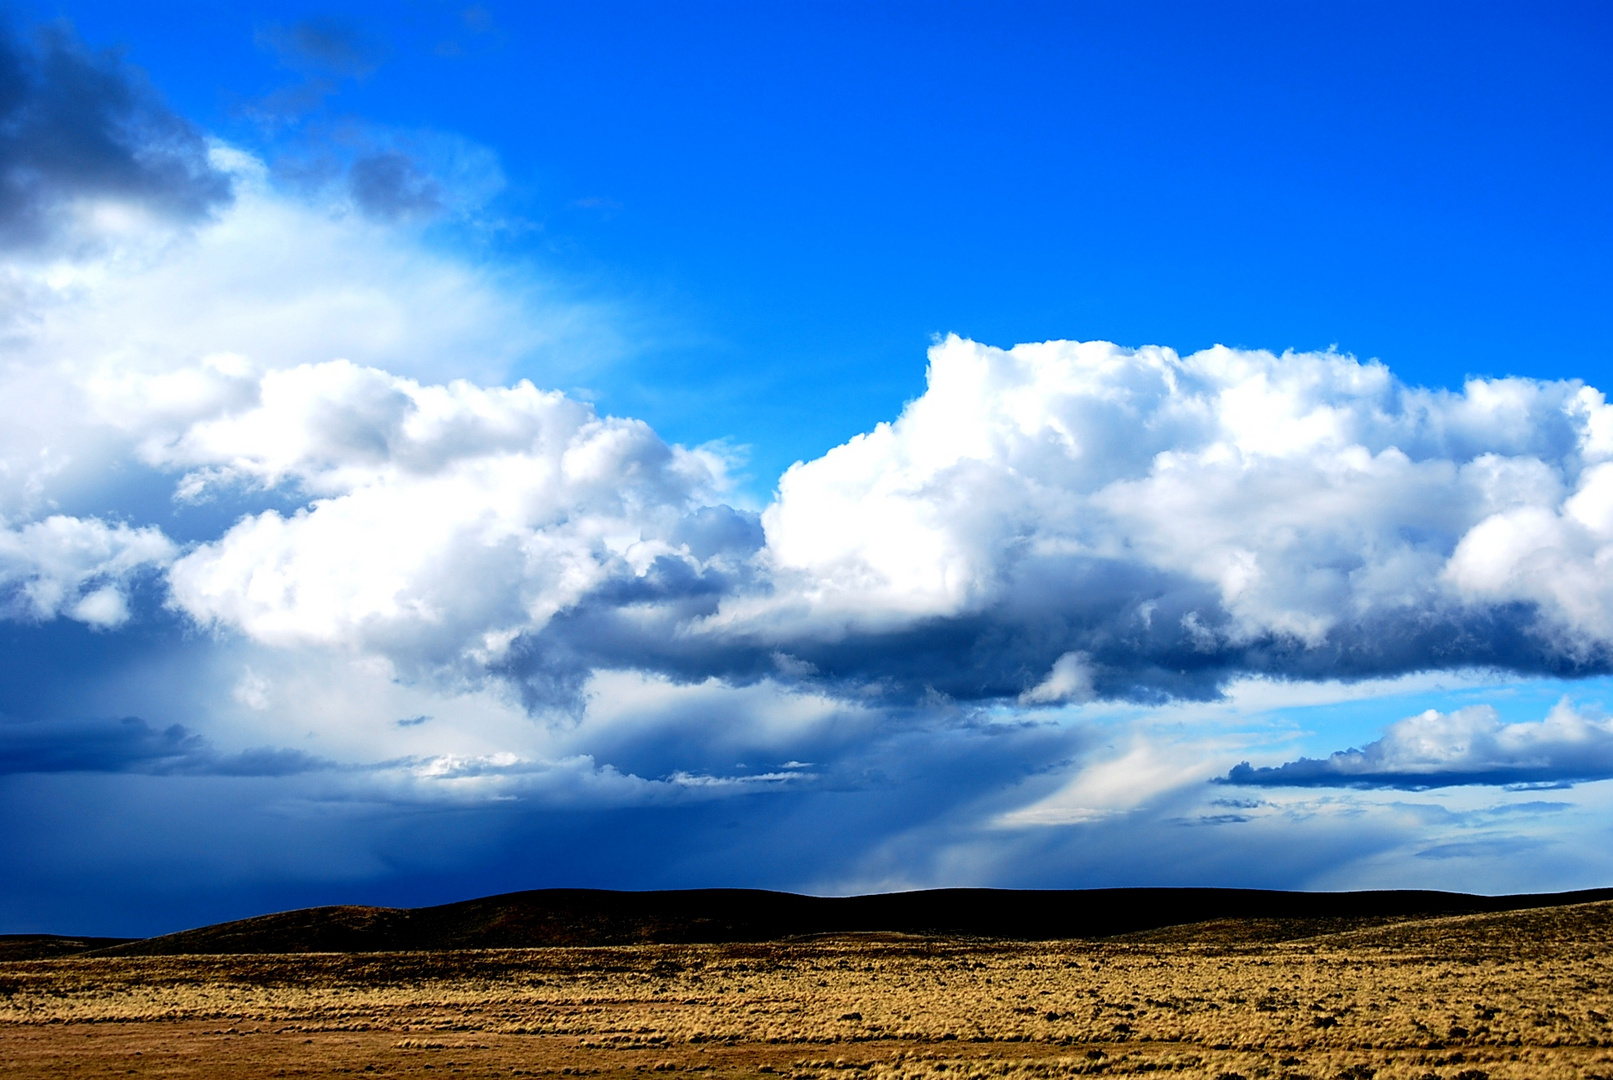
0,19,231,245
348,150,443,220
497,550,1598,717
0,716,328,777
794,571,1600,706
1221,758,1605,791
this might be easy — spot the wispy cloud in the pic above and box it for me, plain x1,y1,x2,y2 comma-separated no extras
0,716,328,777
255,18,384,79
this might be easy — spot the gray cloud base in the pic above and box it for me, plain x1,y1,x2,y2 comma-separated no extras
0,716,328,777
499,558,1598,714
0,20,231,245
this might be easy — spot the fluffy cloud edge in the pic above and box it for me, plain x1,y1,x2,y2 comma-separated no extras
1221,699,1613,789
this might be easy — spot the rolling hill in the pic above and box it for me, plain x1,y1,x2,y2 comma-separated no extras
67,884,1613,956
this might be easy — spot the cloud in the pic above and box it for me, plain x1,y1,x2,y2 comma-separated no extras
368,749,815,807
0,715,326,776
256,19,383,78
1019,651,1097,706
1414,837,1550,860
20,12,1613,929
6,12,1613,911
279,131,504,224
0,148,610,534
241,19,384,133
161,360,736,685
348,150,442,221
696,336,1613,704
137,333,1613,715
22,291,1613,718
1222,700,1613,789
0,19,231,247
336,130,504,222
0,515,174,628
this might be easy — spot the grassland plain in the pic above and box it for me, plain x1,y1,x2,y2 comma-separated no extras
4,902,1613,1080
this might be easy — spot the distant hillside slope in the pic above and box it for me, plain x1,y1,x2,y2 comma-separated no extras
86,885,1613,956
0,935,135,961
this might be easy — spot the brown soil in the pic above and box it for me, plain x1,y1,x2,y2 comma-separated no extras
5,902,1613,1079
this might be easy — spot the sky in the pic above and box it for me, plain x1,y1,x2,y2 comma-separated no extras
1,1,1612,936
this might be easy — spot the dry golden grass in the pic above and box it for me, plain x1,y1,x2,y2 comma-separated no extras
4,901,1613,1079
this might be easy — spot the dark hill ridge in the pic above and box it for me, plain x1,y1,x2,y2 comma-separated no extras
85,884,1613,956
0,935,135,961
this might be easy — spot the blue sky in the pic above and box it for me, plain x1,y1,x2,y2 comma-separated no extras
2,1,1613,935
48,0,1613,486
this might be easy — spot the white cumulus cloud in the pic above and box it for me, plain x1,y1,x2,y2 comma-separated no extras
1225,700,1613,788
12,141,1613,716
0,146,612,521
164,360,732,674
720,335,1613,702
0,514,175,627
